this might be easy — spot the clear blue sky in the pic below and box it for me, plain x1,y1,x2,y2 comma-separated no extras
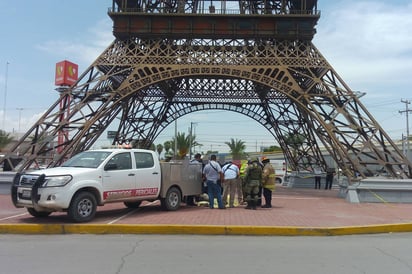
1,0,411,154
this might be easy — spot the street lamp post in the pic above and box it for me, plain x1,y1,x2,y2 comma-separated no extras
2,62,9,131
16,108,24,133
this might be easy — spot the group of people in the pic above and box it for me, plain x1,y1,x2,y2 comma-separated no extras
191,154,276,210
314,166,336,190
242,156,276,209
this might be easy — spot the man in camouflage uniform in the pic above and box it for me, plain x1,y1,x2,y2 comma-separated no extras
243,158,262,210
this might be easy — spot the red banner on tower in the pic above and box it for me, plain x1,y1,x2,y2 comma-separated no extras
55,60,78,86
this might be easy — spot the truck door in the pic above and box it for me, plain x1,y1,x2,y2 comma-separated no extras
102,152,136,201
133,151,161,199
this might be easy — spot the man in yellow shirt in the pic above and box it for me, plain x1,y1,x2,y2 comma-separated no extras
238,160,249,205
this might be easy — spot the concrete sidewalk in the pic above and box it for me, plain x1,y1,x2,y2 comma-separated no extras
1,186,412,236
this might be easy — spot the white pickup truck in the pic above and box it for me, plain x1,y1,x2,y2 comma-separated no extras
11,149,202,222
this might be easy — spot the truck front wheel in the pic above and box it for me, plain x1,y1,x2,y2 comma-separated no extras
68,191,97,223
161,187,181,211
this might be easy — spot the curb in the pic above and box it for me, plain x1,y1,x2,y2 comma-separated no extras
1,223,412,236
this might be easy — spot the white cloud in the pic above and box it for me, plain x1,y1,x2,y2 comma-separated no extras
88,19,115,49
36,19,113,68
315,1,412,87
6,18,114,134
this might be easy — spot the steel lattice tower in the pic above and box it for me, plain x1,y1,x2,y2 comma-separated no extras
2,0,412,181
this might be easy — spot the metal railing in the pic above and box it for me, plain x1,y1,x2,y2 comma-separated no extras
109,7,320,16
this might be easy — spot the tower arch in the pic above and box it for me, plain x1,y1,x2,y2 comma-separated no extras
2,1,411,180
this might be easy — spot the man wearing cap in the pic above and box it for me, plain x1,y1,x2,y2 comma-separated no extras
261,156,275,208
243,157,262,210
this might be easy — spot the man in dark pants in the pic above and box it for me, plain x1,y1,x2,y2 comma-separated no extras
203,154,225,209
186,153,204,206
314,166,322,189
325,168,335,190
261,156,275,208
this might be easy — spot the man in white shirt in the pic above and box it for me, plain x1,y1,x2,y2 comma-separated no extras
222,161,240,208
314,165,322,189
203,155,225,209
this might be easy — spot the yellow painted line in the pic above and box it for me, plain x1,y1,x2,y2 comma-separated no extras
366,189,395,206
2,223,412,236
0,224,65,234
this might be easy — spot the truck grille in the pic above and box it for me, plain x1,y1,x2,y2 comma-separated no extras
19,175,40,186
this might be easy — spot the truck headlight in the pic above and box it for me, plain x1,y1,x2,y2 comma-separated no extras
43,175,72,187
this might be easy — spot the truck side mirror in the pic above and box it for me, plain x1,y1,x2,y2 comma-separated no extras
104,163,118,171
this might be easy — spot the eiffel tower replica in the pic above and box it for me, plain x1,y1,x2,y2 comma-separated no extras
2,0,411,181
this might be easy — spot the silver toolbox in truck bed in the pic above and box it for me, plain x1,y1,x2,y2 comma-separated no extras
159,160,202,197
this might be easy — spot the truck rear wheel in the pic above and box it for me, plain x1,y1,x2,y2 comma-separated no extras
68,191,97,223
161,186,181,211
124,201,142,208
27,208,52,218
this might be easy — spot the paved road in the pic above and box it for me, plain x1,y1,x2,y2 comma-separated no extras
1,233,412,274
2,182,412,236
0,182,10,195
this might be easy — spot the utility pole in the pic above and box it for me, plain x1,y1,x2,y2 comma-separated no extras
399,99,411,160
174,115,178,159
192,122,197,154
189,123,192,160
189,122,197,159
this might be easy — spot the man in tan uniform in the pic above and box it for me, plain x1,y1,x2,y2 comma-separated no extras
261,156,275,208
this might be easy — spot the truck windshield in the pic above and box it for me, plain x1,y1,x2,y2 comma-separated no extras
61,151,112,168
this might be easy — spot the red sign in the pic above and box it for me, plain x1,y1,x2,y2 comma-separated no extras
55,60,78,86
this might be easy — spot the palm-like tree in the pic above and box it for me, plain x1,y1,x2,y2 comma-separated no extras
163,141,172,154
224,138,246,160
284,133,306,157
0,130,13,152
156,144,163,156
171,132,200,159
